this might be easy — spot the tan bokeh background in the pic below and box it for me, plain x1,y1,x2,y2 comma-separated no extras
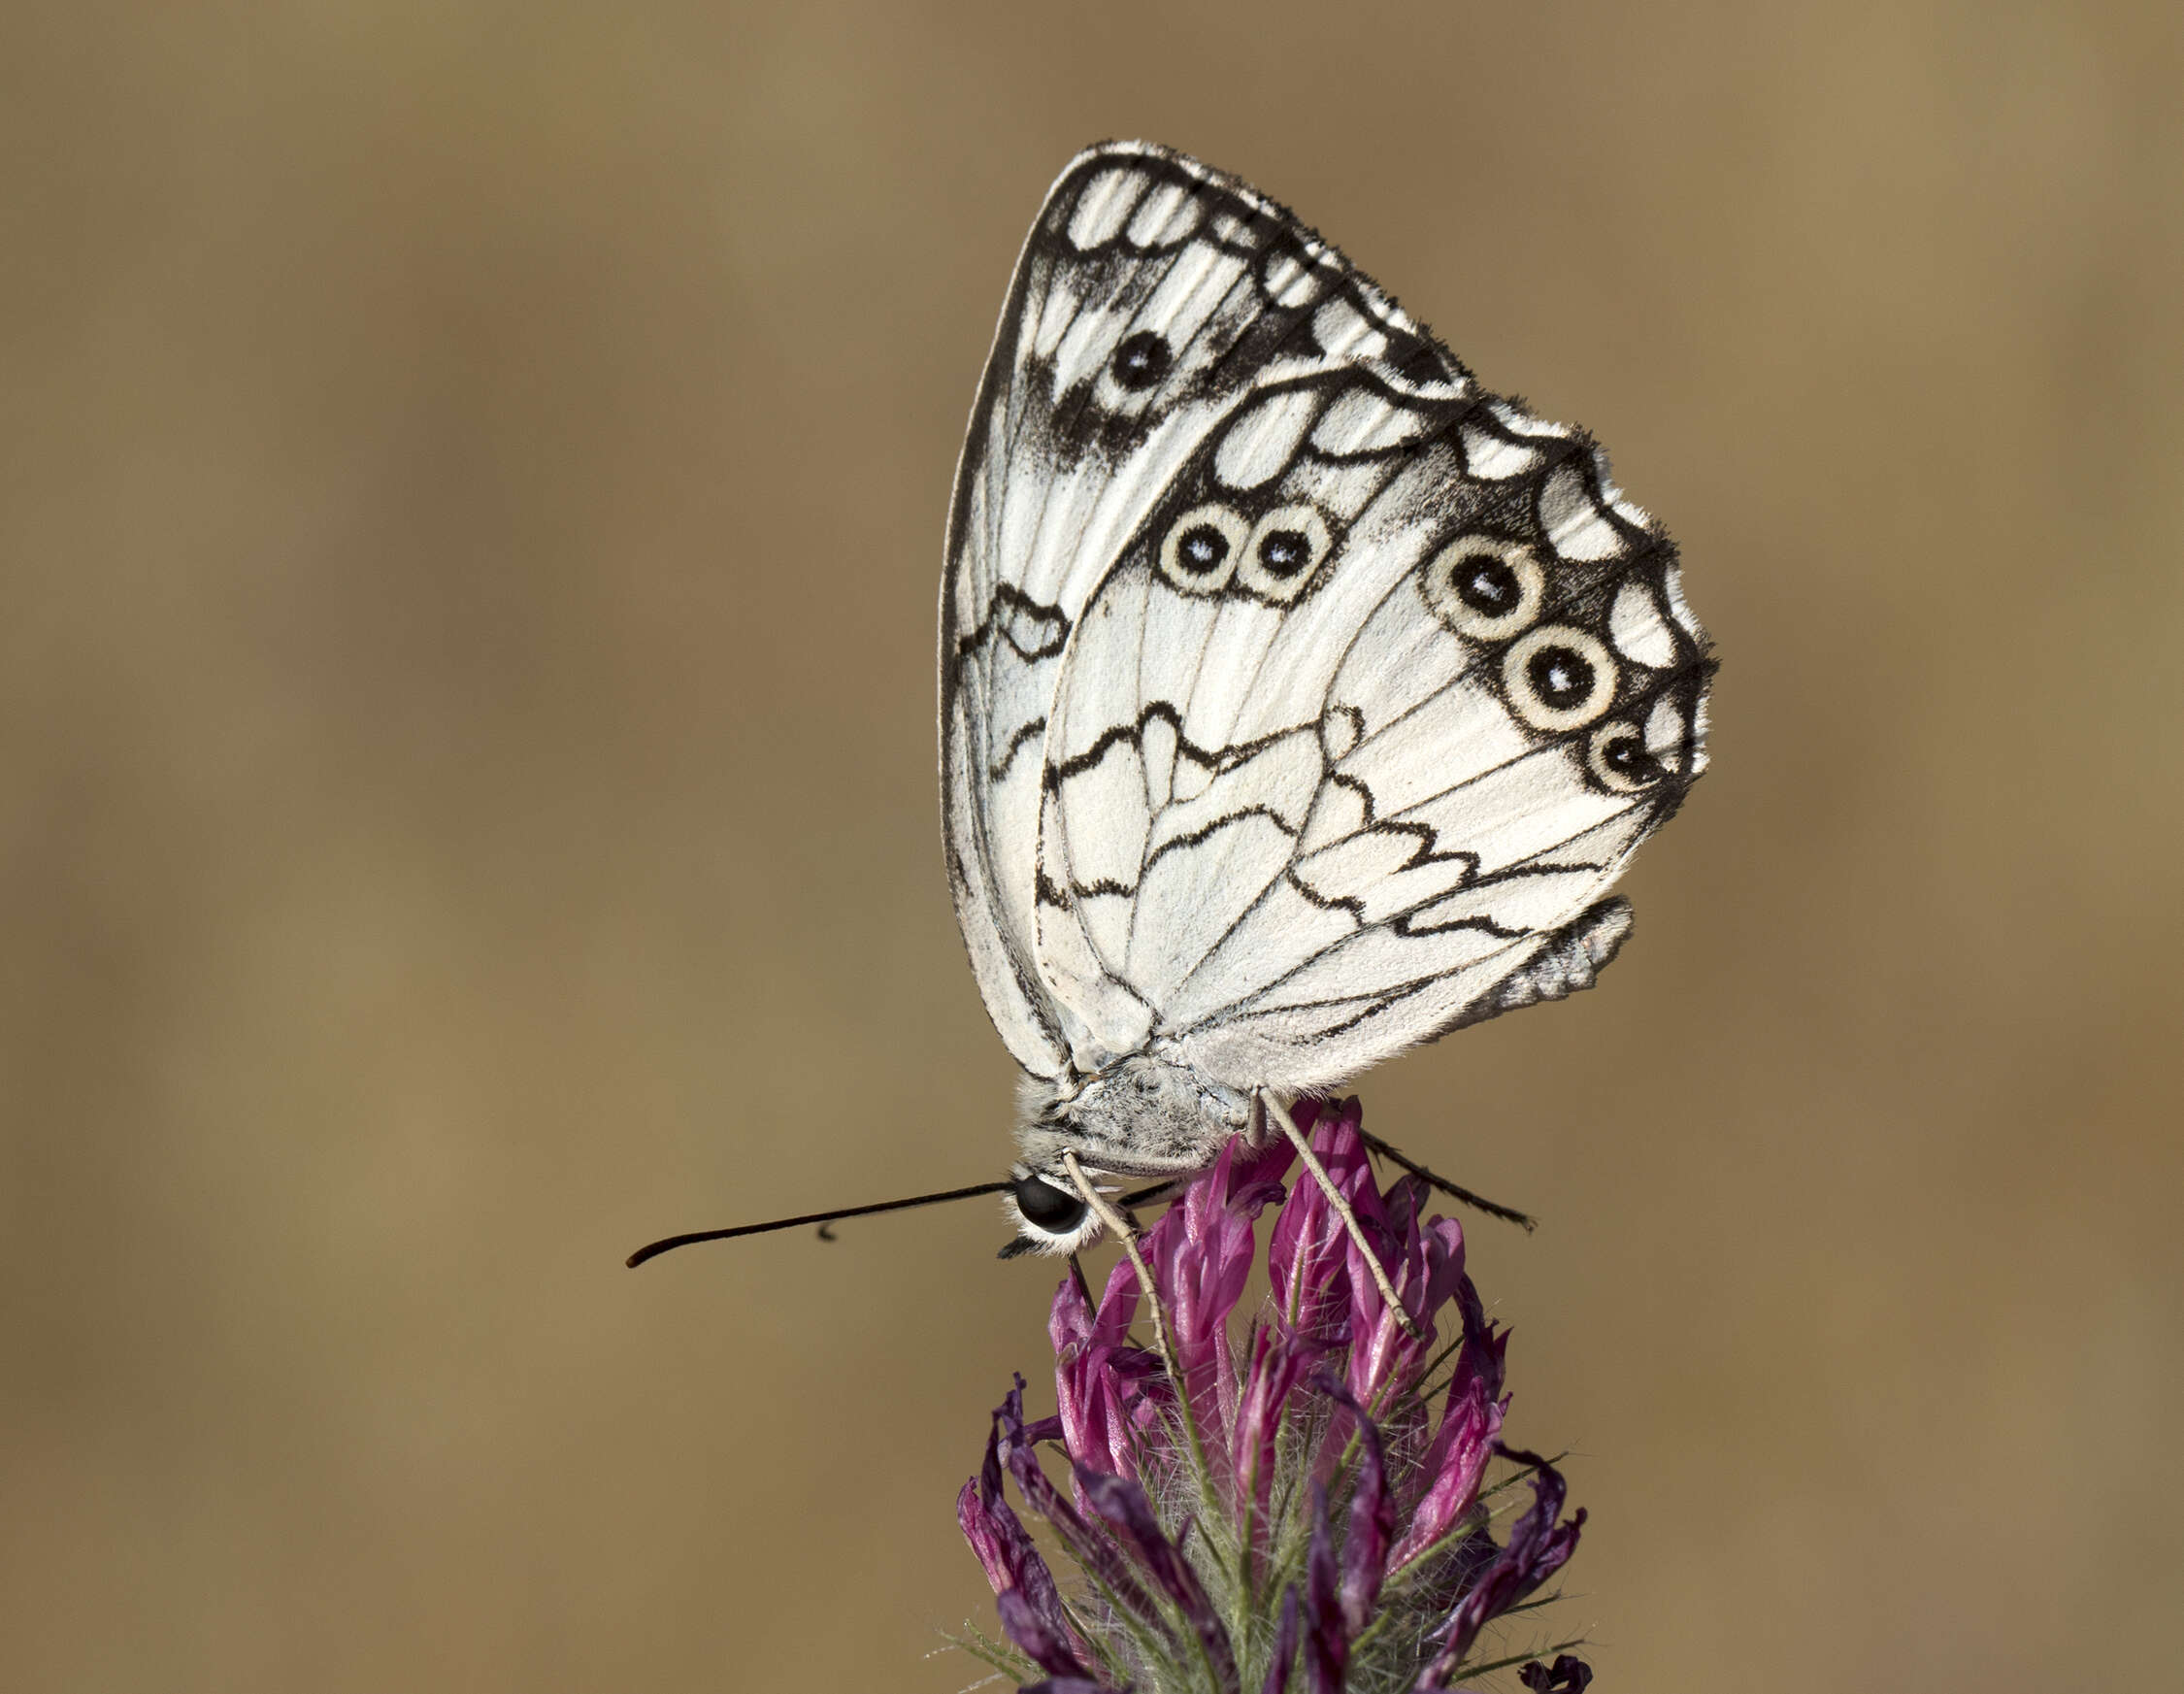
5,3,2178,1690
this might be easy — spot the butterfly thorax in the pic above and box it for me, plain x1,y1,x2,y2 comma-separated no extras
1014,1055,1255,1182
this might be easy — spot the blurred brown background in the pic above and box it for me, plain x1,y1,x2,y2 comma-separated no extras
4,3,2178,1690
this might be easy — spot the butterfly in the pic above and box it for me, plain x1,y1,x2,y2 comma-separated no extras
941,141,1712,1259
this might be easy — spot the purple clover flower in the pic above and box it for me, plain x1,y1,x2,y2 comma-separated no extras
955,1099,1589,1693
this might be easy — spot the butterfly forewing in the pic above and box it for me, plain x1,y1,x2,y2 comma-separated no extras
942,142,1709,1094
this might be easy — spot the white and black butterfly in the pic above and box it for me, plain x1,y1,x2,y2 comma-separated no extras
941,142,1712,1257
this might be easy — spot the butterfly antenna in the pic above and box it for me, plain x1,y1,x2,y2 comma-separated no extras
1356,1129,1538,1233
625,1179,1012,1267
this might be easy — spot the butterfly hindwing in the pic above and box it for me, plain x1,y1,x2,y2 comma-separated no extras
943,142,1710,1089
943,141,1462,1074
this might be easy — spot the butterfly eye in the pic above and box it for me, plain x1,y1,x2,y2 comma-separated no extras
1587,721,1665,792
1111,331,1172,392
1158,504,1249,594
1504,625,1618,732
1239,505,1332,603
1011,1173,1088,1235
1421,538,1543,641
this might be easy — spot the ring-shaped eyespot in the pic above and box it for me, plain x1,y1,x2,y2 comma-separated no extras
1010,1172,1089,1236
1238,505,1333,603
1586,720,1666,793
1157,504,1249,594
1504,624,1619,733
1421,538,1544,641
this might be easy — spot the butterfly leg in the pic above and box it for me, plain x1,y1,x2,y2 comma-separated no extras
1355,1130,1538,1233
1243,1087,1294,1149
1263,1095,1425,1342
1061,1150,1182,1382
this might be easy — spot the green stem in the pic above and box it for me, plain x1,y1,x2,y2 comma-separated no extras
1446,1637,1589,1684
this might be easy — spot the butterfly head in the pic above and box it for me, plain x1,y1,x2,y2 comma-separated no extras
997,1162,1105,1257
999,1057,1253,1256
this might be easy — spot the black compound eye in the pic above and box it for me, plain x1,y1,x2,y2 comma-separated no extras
1177,524,1231,574
1527,645,1596,710
1012,1174,1088,1234
1257,529,1312,579
1458,557,1520,614
1111,332,1171,391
